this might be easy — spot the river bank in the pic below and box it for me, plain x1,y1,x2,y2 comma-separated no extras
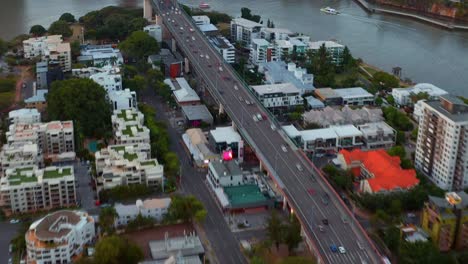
354,0,468,30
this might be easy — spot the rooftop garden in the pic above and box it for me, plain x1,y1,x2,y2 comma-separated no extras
43,168,72,179
121,125,144,137
117,110,137,122
8,167,38,185
140,160,156,166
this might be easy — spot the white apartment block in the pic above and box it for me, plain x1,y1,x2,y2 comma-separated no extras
78,45,124,66
111,109,150,145
23,35,71,71
357,122,397,150
8,108,41,125
26,210,95,264
95,144,163,189
0,142,43,176
415,95,468,191
308,41,345,65
6,121,75,161
108,88,137,110
230,18,263,46
209,36,236,64
0,166,76,213
144,24,163,42
392,83,448,106
89,67,122,92
114,198,171,227
251,83,304,108
192,15,210,26
250,39,275,65
275,37,308,59
260,27,293,41
207,160,243,188
334,87,375,106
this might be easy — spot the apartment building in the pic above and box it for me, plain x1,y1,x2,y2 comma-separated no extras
6,121,75,161
95,144,163,189
24,90,48,112
259,61,314,94
207,160,244,188
260,27,293,42
415,95,468,191
0,166,76,213
36,61,48,89
0,142,43,176
422,192,468,251
23,35,71,71
26,210,95,264
108,88,137,110
78,44,124,66
250,83,304,109
114,198,171,227
89,67,122,92
249,39,275,65
8,108,41,125
230,18,263,46
192,15,210,26
209,36,236,64
275,37,308,59
357,122,396,149
143,24,162,42
308,40,345,65
392,83,448,106
111,109,150,145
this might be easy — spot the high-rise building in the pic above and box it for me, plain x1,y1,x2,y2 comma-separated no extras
415,95,468,191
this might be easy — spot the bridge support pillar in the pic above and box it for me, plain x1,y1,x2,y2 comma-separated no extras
219,103,224,115
171,38,176,53
282,196,288,211
143,0,152,20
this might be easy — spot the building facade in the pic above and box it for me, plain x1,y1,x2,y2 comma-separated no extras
0,166,76,213
108,88,137,110
250,83,304,109
415,95,468,191
209,126,243,161
26,210,95,264
392,83,448,106
250,39,275,65
111,109,150,145
209,36,236,64
230,18,263,46
89,67,122,92
144,24,163,42
0,143,43,176
308,41,345,65
207,160,244,188
23,35,71,71
357,122,396,149
78,44,124,66
8,108,41,125
114,198,171,227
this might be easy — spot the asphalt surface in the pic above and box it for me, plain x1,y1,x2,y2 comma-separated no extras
0,221,20,264
141,86,247,264
152,1,383,263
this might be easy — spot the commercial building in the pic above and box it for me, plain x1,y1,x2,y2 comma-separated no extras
23,35,71,71
198,24,219,36
259,61,314,94
144,24,163,42
147,49,183,78
303,106,384,127
250,83,303,109
95,144,163,189
415,95,468,191
89,67,122,92
149,233,204,263
78,44,124,66
24,90,48,112
357,122,396,149
6,121,75,162
181,105,214,126
305,96,325,110
114,198,171,227
392,83,448,106
171,77,201,106
337,149,419,193
308,40,345,65
421,192,468,251
9,108,41,125
206,160,273,211
250,39,275,65
24,89,48,112
111,109,150,145
182,128,219,167
108,88,137,110
209,126,243,161
0,142,42,176
0,166,76,213
314,87,374,106
230,17,263,46
25,210,95,264
208,36,236,64
192,15,210,26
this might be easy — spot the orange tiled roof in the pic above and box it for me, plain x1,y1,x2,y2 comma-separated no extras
340,149,419,192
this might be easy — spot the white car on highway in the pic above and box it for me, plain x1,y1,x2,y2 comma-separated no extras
338,246,346,254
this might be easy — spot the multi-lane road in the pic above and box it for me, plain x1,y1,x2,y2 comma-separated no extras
151,1,382,263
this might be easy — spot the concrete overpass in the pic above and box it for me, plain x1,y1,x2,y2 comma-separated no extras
145,1,384,263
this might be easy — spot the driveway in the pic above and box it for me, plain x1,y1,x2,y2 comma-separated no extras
0,221,20,264
74,161,99,214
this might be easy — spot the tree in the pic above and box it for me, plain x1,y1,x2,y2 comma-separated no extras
99,207,118,234
372,71,399,91
164,151,180,177
94,235,143,264
307,44,335,87
119,31,159,61
124,75,145,92
29,25,47,36
341,46,357,71
166,195,207,223
399,241,455,264
375,97,383,106
47,78,112,138
383,226,400,253
267,211,285,250
241,7,261,22
410,91,429,103
48,20,73,37
70,40,81,58
59,12,76,23
0,38,7,57
284,215,303,253
387,146,406,159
